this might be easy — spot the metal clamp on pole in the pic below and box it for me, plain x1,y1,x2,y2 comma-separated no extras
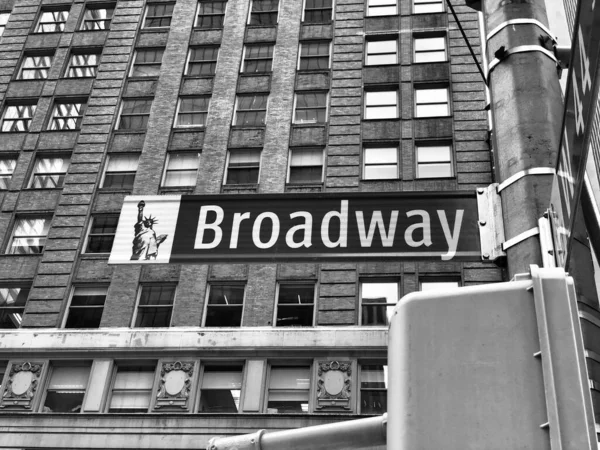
477,184,506,263
496,167,556,193
502,227,540,251
487,45,559,80
486,18,556,43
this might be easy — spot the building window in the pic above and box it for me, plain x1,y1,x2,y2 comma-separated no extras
81,6,114,30
415,143,453,178
360,364,387,414
196,1,227,29
0,286,29,329
8,216,51,255
414,87,449,117
1,103,36,132
414,0,444,13
35,10,69,33
204,284,244,327
85,215,118,253
102,154,139,189
0,361,7,384
0,158,17,190
360,281,398,325
288,148,323,184
0,12,9,36
108,364,155,413
134,285,175,327
294,92,327,123
365,40,397,65
298,41,330,70
199,365,243,412
117,99,152,130
276,283,315,327
303,0,332,23
249,0,278,26
143,3,174,28
29,155,70,188
17,54,53,80
131,48,164,77
420,278,460,291
414,35,447,62
175,96,209,127
162,152,199,187
42,364,91,413
363,146,398,180
225,149,260,185
267,366,310,413
64,286,106,328
66,52,100,78
49,101,86,131
364,90,398,120
367,0,396,16
243,44,274,73
186,47,219,76
234,94,268,126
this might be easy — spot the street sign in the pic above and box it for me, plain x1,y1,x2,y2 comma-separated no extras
108,192,482,264
552,0,600,268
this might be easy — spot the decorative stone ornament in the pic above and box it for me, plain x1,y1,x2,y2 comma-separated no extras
154,361,194,410
0,362,43,410
316,360,351,411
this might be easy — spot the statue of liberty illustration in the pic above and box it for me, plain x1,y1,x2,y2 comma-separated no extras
131,200,168,260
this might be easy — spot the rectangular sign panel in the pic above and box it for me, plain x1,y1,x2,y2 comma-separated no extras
108,192,481,264
553,0,600,268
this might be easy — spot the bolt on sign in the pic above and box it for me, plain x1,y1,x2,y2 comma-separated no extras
108,193,482,264
551,0,600,268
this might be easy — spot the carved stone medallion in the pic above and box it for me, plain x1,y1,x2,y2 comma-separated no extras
0,362,43,410
316,360,351,411
154,361,194,410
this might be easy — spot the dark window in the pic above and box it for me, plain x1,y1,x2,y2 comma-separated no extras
30,155,70,188
225,149,260,185
35,10,69,33
0,286,29,329
65,287,106,328
267,366,310,413
299,42,330,70
81,6,114,30
249,0,278,26
196,1,227,28
0,158,17,190
102,154,138,189
42,364,91,413
8,216,50,255
66,52,100,78
360,281,398,326
108,365,155,413
199,365,243,412
243,44,274,73
294,92,327,123
162,152,199,187
360,364,387,414
303,0,332,24
131,49,164,77
205,285,244,327
49,102,86,130
144,3,174,28
288,148,323,184
86,215,118,253
176,97,209,127
118,99,152,130
1,104,36,132
18,54,53,80
234,94,268,126
276,284,314,326
134,285,175,327
186,47,219,76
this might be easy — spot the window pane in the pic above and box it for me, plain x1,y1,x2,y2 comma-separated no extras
421,280,460,291
290,148,322,166
114,369,154,390
414,2,444,13
270,367,310,389
208,285,244,304
278,285,314,304
417,163,452,178
369,6,396,15
366,91,397,106
365,106,397,119
415,88,448,104
139,286,175,306
364,165,397,179
415,36,444,51
415,50,447,63
229,149,260,164
368,40,396,54
366,54,397,65
48,366,90,390
365,147,397,164
107,155,139,171
362,282,398,305
417,145,451,162
0,287,29,307
361,365,387,388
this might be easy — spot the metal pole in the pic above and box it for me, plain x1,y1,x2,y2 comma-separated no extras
207,414,387,450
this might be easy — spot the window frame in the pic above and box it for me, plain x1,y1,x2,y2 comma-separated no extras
1,102,37,133
302,0,333,24
414,85,450,118
197,362,245,413
174,96,210,128
28,154,70,189
83,214,118,254
142,2,174,28
362,145,399,180
364,89,399,120
16,53,54,80
160,151,200,188
274,282,316,327
0,12,10,37
248,0,279,26
287,147,324,185
62,285,107,329
241,43,275,74
224,148,262,185
367,0,397,16
100,153,139,190
413,34,447,63
48,100,87,131
185,46,219,77
131,284,177,328
297,41,331,71
7,215,52,255
365,38,398,66
40,362,92,413
129,48,165,78
116,98,153,130
195,0,228,29
265,363,312,414
233,94,269,127
65,50,101,78
415,141,454,179
107,362,157,413
0,285,30,329
413,0,445,14
0,157,18,190
34,9,70,34
292,91,329,124
358,361,388,415
80,4,114,31
359,278,400,326
203,283,246,327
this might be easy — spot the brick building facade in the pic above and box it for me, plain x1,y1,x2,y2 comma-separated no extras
0,0,502,447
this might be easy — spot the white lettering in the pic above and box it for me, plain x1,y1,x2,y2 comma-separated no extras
230,212,251,249
321,200,348,248
355,211,398,247
194,205,224,249
404,210,432,248
438,210,464,261
286,211,313,248
573,74,585,136
252,212,280,249
578,26,592,94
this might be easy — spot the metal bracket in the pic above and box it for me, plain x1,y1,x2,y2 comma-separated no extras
487,45,558,79
476,184,506,263
502,227,540,251
538,213,556,268
486,18,557,43
496,167,556,193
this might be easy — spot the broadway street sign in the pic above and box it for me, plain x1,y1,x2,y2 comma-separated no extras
108,192,482,264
